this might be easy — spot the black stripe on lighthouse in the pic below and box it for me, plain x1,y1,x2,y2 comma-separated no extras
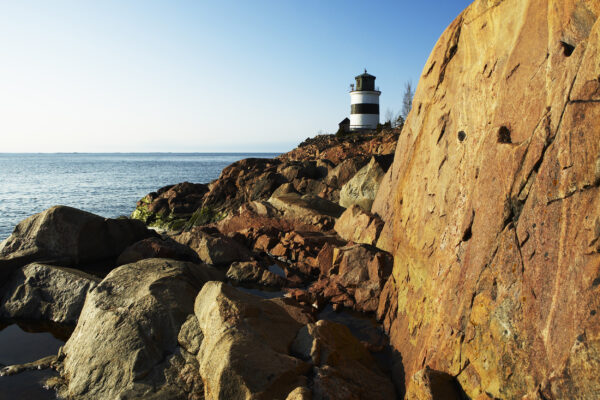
351,103,379,115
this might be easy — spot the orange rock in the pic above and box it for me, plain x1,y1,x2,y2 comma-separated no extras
334,205,384,247
373,1,600,398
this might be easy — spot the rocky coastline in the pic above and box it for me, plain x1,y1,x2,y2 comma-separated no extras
2,0,600,398
0,130,403,399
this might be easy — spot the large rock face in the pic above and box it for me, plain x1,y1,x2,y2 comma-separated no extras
59,258,224,399
373,1,600,398
0,206,155,281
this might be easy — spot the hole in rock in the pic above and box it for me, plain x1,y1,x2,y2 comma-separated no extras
561,41,575,57
457,131,466,142
498,126,512,143
427,369,469,400
462,225,472,242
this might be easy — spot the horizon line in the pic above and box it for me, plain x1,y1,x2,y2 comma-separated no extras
0,151,284,155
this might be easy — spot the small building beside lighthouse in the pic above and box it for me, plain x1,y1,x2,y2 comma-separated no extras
349,70,381,131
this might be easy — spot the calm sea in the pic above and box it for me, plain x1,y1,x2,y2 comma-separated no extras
0,153,279,242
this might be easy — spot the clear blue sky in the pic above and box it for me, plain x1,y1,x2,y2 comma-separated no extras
0,1,472,153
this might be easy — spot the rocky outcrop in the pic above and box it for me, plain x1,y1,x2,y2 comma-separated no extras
281,131,398,165
58,258,224,399
373,1,600,398
194,282,395,400
0,263,99,324
131,182,209,231
0,206,155,281
131,132,398,231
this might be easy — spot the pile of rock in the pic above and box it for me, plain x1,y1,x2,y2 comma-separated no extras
131,131,397,231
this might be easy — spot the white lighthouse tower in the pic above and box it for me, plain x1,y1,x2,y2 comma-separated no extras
349,69,381,131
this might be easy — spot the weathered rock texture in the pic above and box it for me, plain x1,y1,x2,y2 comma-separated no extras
116,236,200,266
0,206,154,281
59,258,223,399
173,227,253,265
372,1,600,398
0,263,99,324
339,156,393,212
334,205,384,247
195,282,312,400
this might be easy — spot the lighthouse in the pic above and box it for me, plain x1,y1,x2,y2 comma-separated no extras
349,69,381,131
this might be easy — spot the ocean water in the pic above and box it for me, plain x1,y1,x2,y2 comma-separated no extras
0,153,278,242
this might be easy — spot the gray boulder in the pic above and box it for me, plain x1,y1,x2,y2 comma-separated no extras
339,157,387,212
226,261,286,288
0,206,155,281
0,263,99,324
58,258,224,400
173,228,252,266
324,156,370,189
268,193,345,221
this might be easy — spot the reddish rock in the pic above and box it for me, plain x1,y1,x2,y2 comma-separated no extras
284,288,311,305
315,243,336,277
254,234,278,252
309,244,393,313
281,131,398,165
270,243,289,258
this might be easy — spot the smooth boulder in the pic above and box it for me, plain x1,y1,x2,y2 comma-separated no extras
226,261,286,288
268,193,345,222
116,236,200,266
0,206,155,281
173,228,253,265
339,157,387,212
59,258,224,399
0,263,99,324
